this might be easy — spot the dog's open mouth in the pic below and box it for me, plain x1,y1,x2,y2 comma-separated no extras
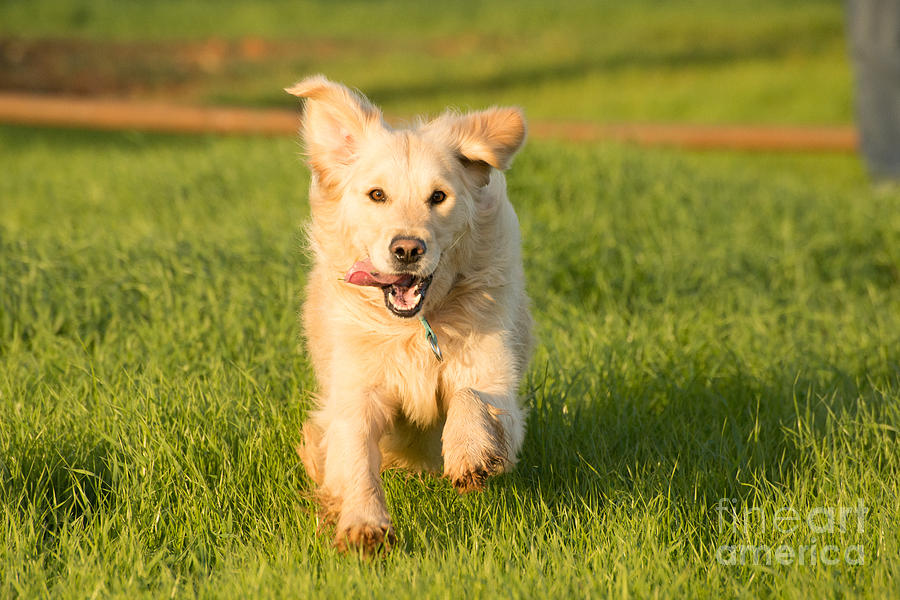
381,273,432,317
345,259,433,318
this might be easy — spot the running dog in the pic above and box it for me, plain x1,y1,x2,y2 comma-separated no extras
287,75,532,553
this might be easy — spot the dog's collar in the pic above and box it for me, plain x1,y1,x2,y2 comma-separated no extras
419,316,443,362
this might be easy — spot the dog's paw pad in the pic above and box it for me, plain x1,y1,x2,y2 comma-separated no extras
333,522,396,556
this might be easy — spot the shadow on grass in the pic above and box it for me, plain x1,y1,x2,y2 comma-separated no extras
231,21,841,109
1,433,118,535
506,355,879,520
365,44,785,106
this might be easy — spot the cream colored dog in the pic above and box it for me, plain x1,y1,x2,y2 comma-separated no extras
286,75,532,554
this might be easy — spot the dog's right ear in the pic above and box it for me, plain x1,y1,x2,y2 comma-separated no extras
285,75,384,187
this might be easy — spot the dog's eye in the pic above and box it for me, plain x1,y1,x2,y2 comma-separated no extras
368,188,386,203
429,190,447,205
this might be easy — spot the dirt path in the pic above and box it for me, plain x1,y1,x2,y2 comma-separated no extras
0,92,857,152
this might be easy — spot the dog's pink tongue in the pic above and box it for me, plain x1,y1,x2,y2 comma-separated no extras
345,259,409,287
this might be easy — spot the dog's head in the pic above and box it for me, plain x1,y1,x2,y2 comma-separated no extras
287,75,526,319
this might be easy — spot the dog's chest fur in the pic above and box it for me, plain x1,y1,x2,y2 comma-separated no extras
368,324,446,427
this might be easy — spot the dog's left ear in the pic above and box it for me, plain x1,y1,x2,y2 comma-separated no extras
285,75,384,188
444,107,527,172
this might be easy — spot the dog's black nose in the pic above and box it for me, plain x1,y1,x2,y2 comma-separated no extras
390,236,426,264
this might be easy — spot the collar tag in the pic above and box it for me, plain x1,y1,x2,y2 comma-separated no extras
419,316,443,362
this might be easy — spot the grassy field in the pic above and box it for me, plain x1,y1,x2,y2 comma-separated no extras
1,123,898,597
0,0,852,124
1,0,898,597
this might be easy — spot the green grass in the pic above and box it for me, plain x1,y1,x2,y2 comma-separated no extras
0,2,891,596
0,0,853,124
1,124,898,598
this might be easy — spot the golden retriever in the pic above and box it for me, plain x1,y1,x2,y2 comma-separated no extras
286,75,532,553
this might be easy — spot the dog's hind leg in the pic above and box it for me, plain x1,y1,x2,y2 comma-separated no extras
298,421,326,486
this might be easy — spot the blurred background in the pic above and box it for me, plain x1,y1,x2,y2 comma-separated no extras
0,0,852,128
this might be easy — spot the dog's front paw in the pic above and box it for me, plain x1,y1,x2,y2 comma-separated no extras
446,454,506,493
442,397,509,493
333,520,396,556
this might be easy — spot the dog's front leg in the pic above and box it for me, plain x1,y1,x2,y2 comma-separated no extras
441,354,526,493
441,335,525,492
316,388,395,554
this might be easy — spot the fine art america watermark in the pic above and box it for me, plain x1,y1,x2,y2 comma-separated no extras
714,498,867,566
